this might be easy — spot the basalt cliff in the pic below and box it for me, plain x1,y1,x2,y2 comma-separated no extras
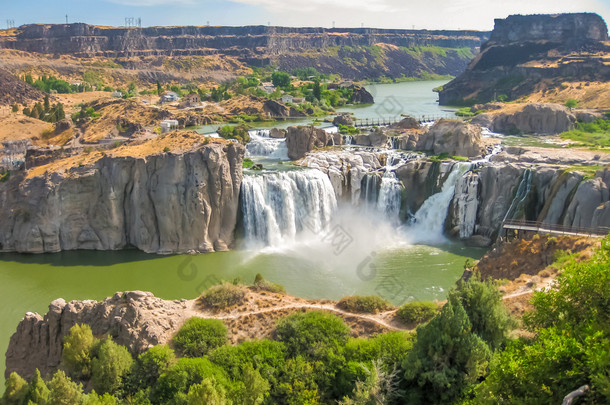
439,13,610,105
0,134,244,254
0,24,489,81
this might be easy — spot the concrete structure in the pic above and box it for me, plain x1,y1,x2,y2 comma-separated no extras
160,119,179,133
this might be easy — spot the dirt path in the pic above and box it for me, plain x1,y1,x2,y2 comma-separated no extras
188,302,404,331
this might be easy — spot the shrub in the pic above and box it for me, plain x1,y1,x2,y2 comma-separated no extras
209,339,286,380
200,282,247,309
128,345,176,390
173,318,228,357
62,324,98,379
565,98,579,109
253,274,286,294
243,158,254,169
336,295,393,314
151,358,230,404
275,311,350,359
47,370,85,404
91,339,134,394
163,146,170,153
396,301,438,324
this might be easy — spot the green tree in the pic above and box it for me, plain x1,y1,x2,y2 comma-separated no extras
11,104,18,113
186,378,229,405
402,300,491,404
156,81,162,96
271,71,291,88
565,98,579,109
173,318,228,357
44,95,50,112
22,369,50,405
448,275,514,351
313,80,321,101
273,356,320,404
82,391,120,405
275,311,350,360
47,370,85,405
1,372,28,405
128,345,176,391
241,364,270,405
62,323,98,379
91,338,134,394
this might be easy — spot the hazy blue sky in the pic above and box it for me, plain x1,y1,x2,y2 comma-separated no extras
1,0,609,31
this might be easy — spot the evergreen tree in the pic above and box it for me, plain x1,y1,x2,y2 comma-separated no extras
47,370,85,405
91,338,134,394
2,372,28,405
402,300,491,404
313,80,322,101
22,369,50,405
62,324,98,379
44,95,50,112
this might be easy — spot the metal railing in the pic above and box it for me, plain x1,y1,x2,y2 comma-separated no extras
502,219,610,237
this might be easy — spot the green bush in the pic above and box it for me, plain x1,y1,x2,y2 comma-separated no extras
128,345,176,391
396,301,438,324
253,274,286,294
242,158,254,169
275,311,350,359
91,339,134,394
173,318,228,358
209,339,286,380
47,370,85,404
200,282,247,310
62,324,99,379
336,295,393,314
151,357,230,404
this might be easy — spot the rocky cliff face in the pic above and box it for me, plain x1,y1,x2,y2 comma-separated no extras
415,119,485,157
0,141,244,254
0,24,488,81
285,126,342,160
439,13,610,105
472,103,577,135
5,291,188,380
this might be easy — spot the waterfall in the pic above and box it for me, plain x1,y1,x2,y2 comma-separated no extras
343,135,354,145
501,169,533,224
361,173,380,207
245,130,288,160
240,169,337,247
409,162,469,241
377,170,402,223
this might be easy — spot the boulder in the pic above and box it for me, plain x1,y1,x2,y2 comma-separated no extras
470,113,494,128
489,103,576,135
391,117,420,130
54,118,74,134
269,128,286,138
285,126,341,160
333,113,354,127
369,128,389,147
353,134,372,146
349,84,374,104
575,110,603,123
416,119,485,157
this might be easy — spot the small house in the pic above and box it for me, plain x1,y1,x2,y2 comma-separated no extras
280,95,293,104
260,83,276,94
160,119,179,133
112,91,123,98
181,92,201,108
161,92,181,104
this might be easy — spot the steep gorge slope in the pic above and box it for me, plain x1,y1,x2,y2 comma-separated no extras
439,13,610,105
0,24,489,81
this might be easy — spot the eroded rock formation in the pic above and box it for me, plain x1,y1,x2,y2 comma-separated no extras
285,126,342,160
0,141,244,254
472,103,576,134
5,291,188,380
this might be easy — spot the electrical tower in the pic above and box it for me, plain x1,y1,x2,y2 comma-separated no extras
125,17,135,27
6,19,15,29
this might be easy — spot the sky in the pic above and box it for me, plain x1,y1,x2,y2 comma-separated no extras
0,0,609,31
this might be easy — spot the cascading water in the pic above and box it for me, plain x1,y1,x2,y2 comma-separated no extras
500,169,533,226
377,171,402,223
408,162,470,242
246,130,288,160
240,169,337,248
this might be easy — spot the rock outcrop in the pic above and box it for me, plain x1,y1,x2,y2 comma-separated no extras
285,126,341,160
5,291,188,380
0,140,245,254
349,85,374,104
415,119,485,157
439,13,610,105
473,103,576,134
0,68,44,106
333,113,355,127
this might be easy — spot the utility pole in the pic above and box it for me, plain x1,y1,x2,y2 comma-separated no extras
66,14,68,24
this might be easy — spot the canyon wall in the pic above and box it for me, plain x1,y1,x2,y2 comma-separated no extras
439,13,610,105
0,24,489,80
0,142,244,254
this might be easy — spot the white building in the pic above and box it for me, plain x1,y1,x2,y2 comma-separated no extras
160,119,179,133
281,95,293,104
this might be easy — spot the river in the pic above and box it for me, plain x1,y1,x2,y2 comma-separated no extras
0,79,481,388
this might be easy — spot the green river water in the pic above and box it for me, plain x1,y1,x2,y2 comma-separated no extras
0,79,482,388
